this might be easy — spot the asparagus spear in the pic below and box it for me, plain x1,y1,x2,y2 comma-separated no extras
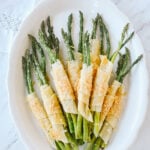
116,49,143,83
61,13,75,61
62,13,85,140
110,23,134,63
77,32,94,142
90,14,100,75
61,29,75,61
76,11,84,140
28,34,46,75
61,12,83,93
99,15,104,55
91,14,112,136
98,14,111,58
67,13,74,52
93,137,102,150
83,32,91,142
78,11,84,53
55,141,62,150
83,32,91,65
61,14,79,136
91,14,99,39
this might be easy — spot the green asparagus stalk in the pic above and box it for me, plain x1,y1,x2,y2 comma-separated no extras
47,17,60,56
91,15,111,136
78,11,84,53
96,14,111,58
83,32,90,66
82,32,91,142
83,118,89,142
76,11,84,140
66,113,74,134
55,141,62,150
61,14,78,136
56,141,66,150
99,15,104,55
110,23,134,63
116,47,143,83
67,13,74,51
61,13,75,61
76,114,83,139
61,29,75,60
85,136,96,150
31,54,47,85
56,142,72,150
93,137,102,150
28,34,46,75
91,14,99,39
22,50,34,94
90,17,103,135
93,111,100,137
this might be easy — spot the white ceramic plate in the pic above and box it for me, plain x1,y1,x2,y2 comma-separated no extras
8,0,149,150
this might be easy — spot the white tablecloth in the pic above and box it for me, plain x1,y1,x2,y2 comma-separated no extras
0,0,150,149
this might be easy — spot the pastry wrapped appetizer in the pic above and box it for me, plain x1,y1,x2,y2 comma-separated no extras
90,20,134,136
94,49,143,150
38,17,78,140
90,14,100,75
61,12,84,140
61,13,82,98
78,32,94,141
28,34,68,143
22,51,56,148
29,33,78,149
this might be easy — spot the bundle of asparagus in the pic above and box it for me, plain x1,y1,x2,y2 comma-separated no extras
28,34,68,143
22,12,143,150
90,19,134,136
22,50,64,149
38,17,78,139
89,49,143,150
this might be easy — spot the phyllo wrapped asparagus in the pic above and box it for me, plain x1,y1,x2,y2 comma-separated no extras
77,32,93,122
38,17,78,139
98,49,143,149
90,15,100,73
61,13,82,98
28,34,68,143
100,85,125,144
22,54,56,148
51,60,77,114
90,22,134,137
91,55,113,112
99,80,121,129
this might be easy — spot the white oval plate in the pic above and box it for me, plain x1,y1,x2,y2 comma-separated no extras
8,0,149,150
